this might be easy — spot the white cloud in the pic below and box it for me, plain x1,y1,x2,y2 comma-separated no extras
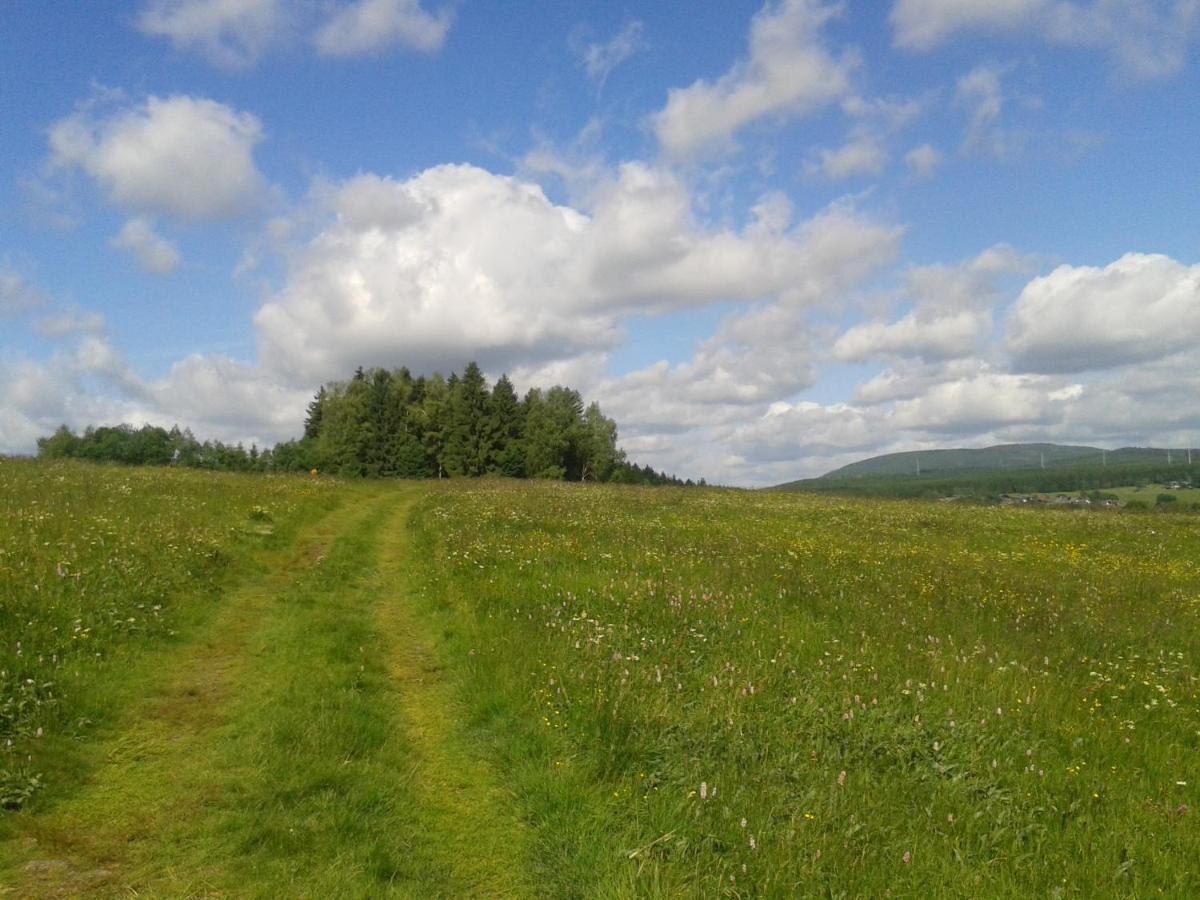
582,164,900,311
73,336,156,402
137,0,453,65
1056,1,1200,80
254,165,611,384
888,367,1070,433
111,218,182,275
0,264,46,318
806,94,925,182
1055,358,1200,445
151,353,314,436
1007,253,1200,373
34,308,107,338
693,358,1080,481
892,0,1200,78
727,401,878,464
0,357,116,455
314,0,451,57
254,163,900,385
808,137,888,180
577,20,648,93
652,0,855,157
834,309,987,362
0,338,311,456
892,0,1045,49
138,0,285,68
905,143,942,178
956,65,1015,159
832,245,1030,363
49,94,266,222
905,244,1031,313
599,305,825,437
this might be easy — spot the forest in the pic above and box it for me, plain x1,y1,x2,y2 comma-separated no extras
35,363,694,486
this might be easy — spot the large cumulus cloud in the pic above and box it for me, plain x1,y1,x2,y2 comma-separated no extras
1007,253,1200,373
253,163,900,385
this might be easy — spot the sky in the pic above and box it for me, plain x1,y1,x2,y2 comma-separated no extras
1,0,1198,484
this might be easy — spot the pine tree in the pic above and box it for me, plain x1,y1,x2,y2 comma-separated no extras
418,374,451,477
303,387,327,439
385,368,430,477
489,374,524,476
363,368,394,476
443,362,495,476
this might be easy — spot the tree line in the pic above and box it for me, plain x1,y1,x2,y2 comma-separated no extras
36,362,698,486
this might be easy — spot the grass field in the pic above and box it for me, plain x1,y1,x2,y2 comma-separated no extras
0,460,341,810
1107,484,1200,507
2,462,1198,896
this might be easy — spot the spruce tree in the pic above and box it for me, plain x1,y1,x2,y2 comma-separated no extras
443,362,495,476
418,374,451,477
303,387,326,439
489,374,524,476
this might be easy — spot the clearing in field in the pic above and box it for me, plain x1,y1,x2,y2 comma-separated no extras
2,460,1198,896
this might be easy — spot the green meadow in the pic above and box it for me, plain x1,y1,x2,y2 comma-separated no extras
2,460,1198,896
1107,484,1200,507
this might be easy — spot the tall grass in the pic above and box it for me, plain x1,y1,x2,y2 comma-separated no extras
0,460,337,808
408,480,1200,896
4,464,1197,895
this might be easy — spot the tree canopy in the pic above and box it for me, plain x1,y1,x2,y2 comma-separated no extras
37,363,695,486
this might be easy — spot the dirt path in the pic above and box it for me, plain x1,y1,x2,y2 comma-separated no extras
0,484,530,898
374,492,533,898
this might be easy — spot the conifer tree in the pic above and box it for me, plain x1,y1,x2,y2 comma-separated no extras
489,374,524,476
443,362,495,476
303,387,326,439
418,374,451,477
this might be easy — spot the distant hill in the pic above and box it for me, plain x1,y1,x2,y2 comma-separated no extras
820,443,1100,479
772,442,1197,493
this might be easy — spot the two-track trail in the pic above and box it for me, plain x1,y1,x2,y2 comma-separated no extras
0,485,530,898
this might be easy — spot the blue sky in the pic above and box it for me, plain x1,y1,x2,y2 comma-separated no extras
1,0,1198,483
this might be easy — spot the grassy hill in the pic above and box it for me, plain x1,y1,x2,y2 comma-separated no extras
772,443,1198,500
817,442,1193,480
820,442,1100,478
3,461,1200,895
